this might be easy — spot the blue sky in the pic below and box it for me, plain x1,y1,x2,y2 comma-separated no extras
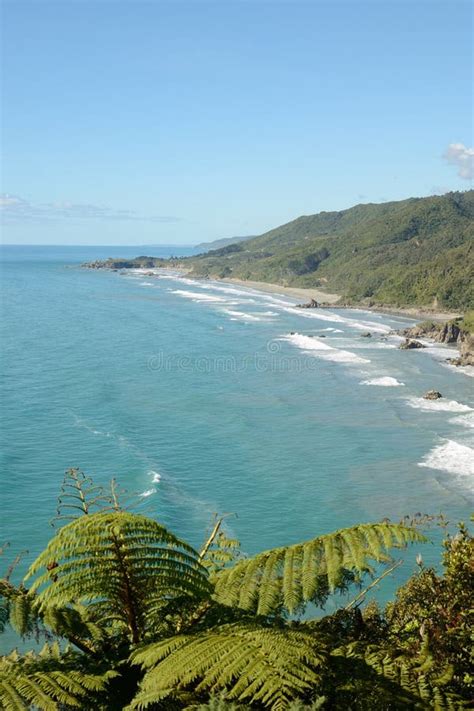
1,0,472,245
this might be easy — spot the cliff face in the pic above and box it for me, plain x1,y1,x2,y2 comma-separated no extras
400,318,474,366
457,332,474,366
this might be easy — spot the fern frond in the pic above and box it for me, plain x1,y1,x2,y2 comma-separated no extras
188,695,247,710
0,645,114,711
213,522,425,615
334,642,468,710
129,624,327,711
25,512,211,643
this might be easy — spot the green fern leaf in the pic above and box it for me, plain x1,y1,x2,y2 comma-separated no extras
0,645,114,711
213,522,425,615
129,624,327,711
25,511,211,643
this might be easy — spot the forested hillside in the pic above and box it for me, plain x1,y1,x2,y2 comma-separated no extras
188,191,474,310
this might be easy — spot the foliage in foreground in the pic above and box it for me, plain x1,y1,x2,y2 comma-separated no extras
0,469,472,710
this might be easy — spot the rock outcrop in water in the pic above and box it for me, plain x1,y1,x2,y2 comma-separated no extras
423,390,443,400
399,339,426,350
295,298,319,309
401,322,460,343
398,317,474,367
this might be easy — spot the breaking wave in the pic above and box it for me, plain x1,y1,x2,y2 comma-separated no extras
361,377,404,387
172,289,228,302
282,333,370,364
419,440,474,483
405,397,472,413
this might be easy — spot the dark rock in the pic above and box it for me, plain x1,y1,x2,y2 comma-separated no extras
457,333,474,366
423,390,443,400
400,321,460,345
296,298,319,309
399,338,426,350
398,319,473,367
360,332,372,338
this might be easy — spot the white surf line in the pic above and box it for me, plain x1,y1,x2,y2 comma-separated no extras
441,362,474,378
163,278,402,338
360,377,405,387
222,309,269,322
450,412,474,429
405,396,472,413
419,439,474,485
281,333,370,364
278,306,392,334
171,289,229,303
139,488,157,497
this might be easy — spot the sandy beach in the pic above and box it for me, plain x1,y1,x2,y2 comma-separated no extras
218,277,461,322
220,277,341,304
139,267,461,322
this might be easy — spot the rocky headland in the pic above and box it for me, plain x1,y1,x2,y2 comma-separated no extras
398,316,474,367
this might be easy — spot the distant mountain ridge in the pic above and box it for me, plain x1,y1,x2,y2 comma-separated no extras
195,235,256,251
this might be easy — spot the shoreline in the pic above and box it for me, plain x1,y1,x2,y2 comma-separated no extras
87,263,472,369
217,276,461,322
86,262,463,322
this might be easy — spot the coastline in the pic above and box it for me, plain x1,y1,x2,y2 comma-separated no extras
217,276,461,322
85,261,463,323
218,277,341,304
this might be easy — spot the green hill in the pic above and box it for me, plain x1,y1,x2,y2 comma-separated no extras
195,234,256,251
185,191,474,310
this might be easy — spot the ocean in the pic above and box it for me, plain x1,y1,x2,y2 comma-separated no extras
0,244,473,645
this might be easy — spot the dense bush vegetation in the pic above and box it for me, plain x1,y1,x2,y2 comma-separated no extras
185,191,474,310
1,470,472,710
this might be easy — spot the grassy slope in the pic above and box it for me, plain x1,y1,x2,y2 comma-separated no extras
187,191,474,310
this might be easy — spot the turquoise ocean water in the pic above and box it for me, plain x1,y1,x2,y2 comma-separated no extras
1,245,473,647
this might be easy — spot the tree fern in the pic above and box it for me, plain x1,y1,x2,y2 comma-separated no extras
333,641,468,710
188,695,247,710
25,511,211,643
128,624,328,711
0,643,114,710
213,522,425,615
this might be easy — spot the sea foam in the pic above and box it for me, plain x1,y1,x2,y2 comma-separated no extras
405,397,472,413
139,488,157,497
449,412,474,429
419,440,474,482
280,307,391,334
172,289,227,302
222,309,267,322
361,377,404,387
282,333,370,364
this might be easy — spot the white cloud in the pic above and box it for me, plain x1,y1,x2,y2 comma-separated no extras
443,143,474,180
0,194,181,223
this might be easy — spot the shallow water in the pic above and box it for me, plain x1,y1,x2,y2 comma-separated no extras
0,245,473,647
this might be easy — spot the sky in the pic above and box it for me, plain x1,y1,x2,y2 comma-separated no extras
1,0,472,246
